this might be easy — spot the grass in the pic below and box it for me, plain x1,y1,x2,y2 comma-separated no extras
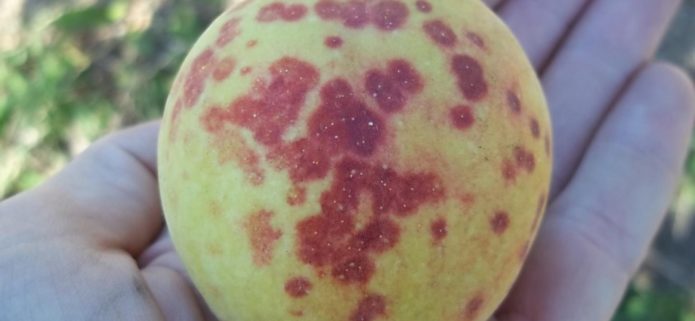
0,1,693,319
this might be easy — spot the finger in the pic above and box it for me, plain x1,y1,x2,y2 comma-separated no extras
542,0,682,197
483,0,505,9
140,230,220,321
497,0,591,69
498,63,695,321
35,121,163,255
142,265,208,321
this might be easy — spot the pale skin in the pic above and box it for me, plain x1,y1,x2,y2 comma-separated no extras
1,0,694,320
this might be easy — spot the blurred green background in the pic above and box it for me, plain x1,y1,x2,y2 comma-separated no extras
0,0,693,319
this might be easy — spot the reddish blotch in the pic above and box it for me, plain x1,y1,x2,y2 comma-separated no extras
490,211,509,235
365,59,423,112
244,210,282,266
415,0,432,13
450,105,475,130
212,57,237,81
514,146,535,172
452,55,488,101
257,2,308,22
351,294,387,321
431,218,448,243
506,90,522,114
201,57,319,145
285,277,312,298
370,0,409,31
287,186,307,206
423,20,457,47
184,49,217,108
315,0,409,31
217,17,241,47
325,36,344,48
530,118,540,138
463,294,485,320
466,32,486,50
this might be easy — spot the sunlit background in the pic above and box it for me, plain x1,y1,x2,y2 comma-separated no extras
0,0,693,319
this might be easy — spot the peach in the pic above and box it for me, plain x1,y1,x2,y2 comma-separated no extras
158,0,551,320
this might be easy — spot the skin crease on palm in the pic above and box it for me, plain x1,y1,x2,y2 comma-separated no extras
0,0,693,320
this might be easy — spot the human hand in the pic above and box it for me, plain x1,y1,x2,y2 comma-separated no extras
0,122,217,320
482,0,695,320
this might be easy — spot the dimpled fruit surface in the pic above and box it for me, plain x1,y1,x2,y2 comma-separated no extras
158,0,552,320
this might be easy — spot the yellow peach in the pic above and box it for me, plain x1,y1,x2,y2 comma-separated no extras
158,0,551,320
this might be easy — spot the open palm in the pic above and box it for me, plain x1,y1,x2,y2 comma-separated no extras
1,1,693,320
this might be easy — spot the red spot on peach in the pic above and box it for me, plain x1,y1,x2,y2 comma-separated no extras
460,193,475,206
258,2,308,22
285,277,312,298
245,210,282,266
168,98,184,141
296,157,444,284
463,294,485,320
342,1,369,28
502,159,517,182
514,146,535,172
351,294,386,321
530,118,540,138
352,218,401,253
506,90,522,114
415,0,432,13
310,79,385,156
287,186,307,206
212,57,237,81
271,138,332,182
466,32,486,50
201,113,265,185
202,57,319,146
184,49,217,108
366,70,405,112
370,0,409,31
333,255,375,283
241,66,252,75
290,310,305,317
366,59,422,112
315,0,408,31
423,20,457,47
452,55,487,101
450,105,475,130
217,17,241,47
388,59,423,92
247,39,258,48
325,36,344,48
315,0,343,20
430,218,447,243
490,211,509,235
284,4,309,21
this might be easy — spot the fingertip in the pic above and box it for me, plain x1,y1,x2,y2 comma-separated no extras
627,62,695,151
639,61,695,117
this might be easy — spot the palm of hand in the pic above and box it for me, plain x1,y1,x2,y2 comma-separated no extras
1,1,693,320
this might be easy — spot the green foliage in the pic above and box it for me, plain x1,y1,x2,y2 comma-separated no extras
615,285,695,321
52,1,128,32
0,0,225,196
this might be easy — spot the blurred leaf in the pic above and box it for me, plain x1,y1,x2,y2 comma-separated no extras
53,2,124,32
